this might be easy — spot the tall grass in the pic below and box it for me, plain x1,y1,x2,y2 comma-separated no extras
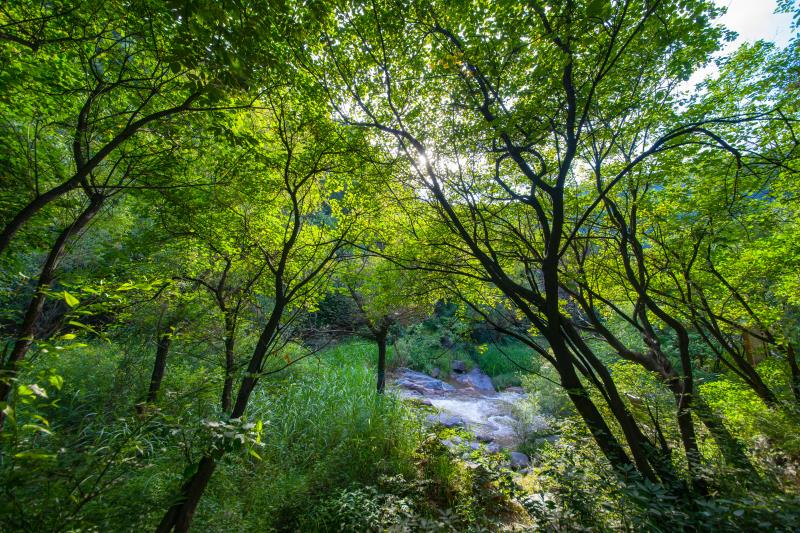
195,355,425,531
475,341,541,388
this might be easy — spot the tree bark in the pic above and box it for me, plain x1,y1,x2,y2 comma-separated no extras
137,324,174,413
562,321,676,485
155,455,217,533
542,262,646,480
221,314,236,413
0,194,105,429
376,330,387,394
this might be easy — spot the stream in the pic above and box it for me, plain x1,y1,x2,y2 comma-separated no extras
391,368,548,449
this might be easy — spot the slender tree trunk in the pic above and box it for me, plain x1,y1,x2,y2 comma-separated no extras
376,330,387,394
155,455,217,533
562,321,676,485
542,262,645,479
156,299,285,532
552,338,643,477
137,324,174,413
0,178,82,256
0,194,104,429
221,314,236,413
672,385,706,492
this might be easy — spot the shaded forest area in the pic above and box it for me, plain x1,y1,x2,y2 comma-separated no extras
1,1,800,531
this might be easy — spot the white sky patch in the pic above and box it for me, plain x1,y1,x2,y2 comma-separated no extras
686,0,795,88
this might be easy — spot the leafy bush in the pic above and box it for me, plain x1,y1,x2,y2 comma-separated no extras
476,341,539,379
523,417,800,532
299,484,417,532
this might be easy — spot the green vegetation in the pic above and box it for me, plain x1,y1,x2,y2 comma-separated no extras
2,0,800,531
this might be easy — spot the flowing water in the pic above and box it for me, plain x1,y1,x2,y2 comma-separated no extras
392,369,547,448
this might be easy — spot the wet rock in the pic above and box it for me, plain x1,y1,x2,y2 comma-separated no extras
426,413,465,428
486,443,501,453
469,441,481,451
476,433,495,443
452,367,495,392
451,360,467,373
509,452,530,470
396,368,455,392
431,367,441,379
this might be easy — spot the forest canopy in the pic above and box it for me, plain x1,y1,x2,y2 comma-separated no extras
1,0,799,531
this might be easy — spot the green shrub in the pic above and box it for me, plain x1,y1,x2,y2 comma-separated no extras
524,417,800,532
476,341,539,379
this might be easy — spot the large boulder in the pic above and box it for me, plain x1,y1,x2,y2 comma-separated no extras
509,451,530,470
452,367,495,392
396,368,455,392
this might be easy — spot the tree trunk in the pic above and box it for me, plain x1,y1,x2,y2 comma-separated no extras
376,330,387,394
542,275,643,480
534,254,646,480
562,321,676,485
155,455,217,533
0,194,104,429
0,177,82,256
137,324,174,413
672,385,706,494
221,314,236,413
156,298,285,532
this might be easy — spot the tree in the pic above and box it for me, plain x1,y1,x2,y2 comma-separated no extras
339,254,431,392
319,0,789,490
156,89,372,532
0,0,315,424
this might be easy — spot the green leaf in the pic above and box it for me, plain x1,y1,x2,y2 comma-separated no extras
13,451,56,461
48,375,64,390
63,291,79,307
22,423,52,435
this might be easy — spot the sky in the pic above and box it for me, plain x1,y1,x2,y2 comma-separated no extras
687,0,796,86
716,0,794,48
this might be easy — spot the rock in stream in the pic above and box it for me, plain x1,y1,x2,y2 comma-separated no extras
392,367,543,449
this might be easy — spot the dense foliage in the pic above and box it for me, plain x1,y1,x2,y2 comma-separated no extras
1,0,799,531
